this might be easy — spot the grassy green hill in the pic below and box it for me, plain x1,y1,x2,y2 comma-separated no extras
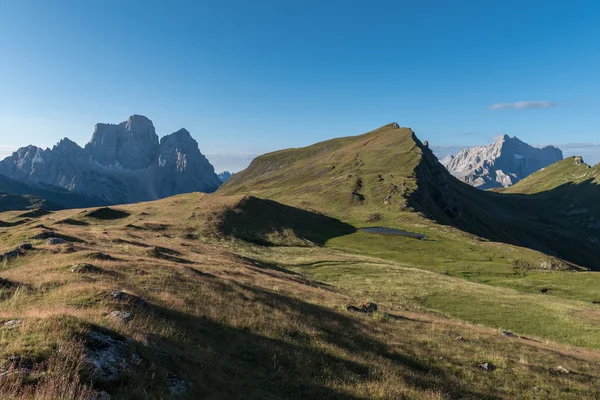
501,156,600,194
2,194,600,399
220,124,600,272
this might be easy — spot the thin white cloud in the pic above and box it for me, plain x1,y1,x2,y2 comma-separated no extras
204,152,259,173
489,101,558,110
0,146,16,160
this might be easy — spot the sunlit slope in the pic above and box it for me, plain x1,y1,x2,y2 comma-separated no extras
503,156,600,193
220,123,462,226
220,124,600,270
1,193,600,399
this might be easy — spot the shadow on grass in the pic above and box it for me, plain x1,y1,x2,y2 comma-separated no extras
216,196,357,246
411,149,600,271
233,254,337,291
128,273,503,400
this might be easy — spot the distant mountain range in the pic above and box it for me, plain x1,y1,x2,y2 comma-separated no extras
217,171,233,182
443,135,563,189
0,115,221,207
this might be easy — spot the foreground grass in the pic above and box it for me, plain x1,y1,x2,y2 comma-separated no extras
326,222,600,304
1,195,600,399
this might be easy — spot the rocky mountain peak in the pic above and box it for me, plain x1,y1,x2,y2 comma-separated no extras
444,136,563,189
0,115,221,204
87,115,159,170
52,138,83,155
160,128,194,146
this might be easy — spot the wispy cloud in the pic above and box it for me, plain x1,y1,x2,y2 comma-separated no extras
204,152,259,173
0,146,16,160
489,101,558,110
555,143,600,150
430,145,467,161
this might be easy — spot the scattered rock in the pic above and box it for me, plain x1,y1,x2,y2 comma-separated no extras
0,278,15,288
3,320,22,329
346,302,378,314
110,311,134,323
46,237,66,245
556,365,570,374
87,252,114,261
0,243,32,261
85,330,141,383
478,362,496,372
31,231,55,240
167,372,190,396
360,302,378,313
0,249,20,261
70,263,102,274
499,330,515,337
109,290,150,310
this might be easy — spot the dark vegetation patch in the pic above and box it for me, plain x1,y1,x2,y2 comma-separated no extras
17,209,52,218
86,252,116,261
211,196,356,246
145,246,193,264
0,219,29,228
69,264,104,274
85,208,131,220
31,229,86,244
55,218,89,226
125,224,146,230
111,238,151,248
366,213,382,222
142,223,169,231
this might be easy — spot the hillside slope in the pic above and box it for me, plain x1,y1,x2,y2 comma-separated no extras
220,123,599,270
220,123,460,224
0,173,106,211
1,194,600,399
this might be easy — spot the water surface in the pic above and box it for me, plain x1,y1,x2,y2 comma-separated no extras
360,227,426,239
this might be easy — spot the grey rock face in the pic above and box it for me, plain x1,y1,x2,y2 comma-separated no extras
86,115,158,170
155,129,221,198
217,171,232,182
444,135,563,189
0,115,221,204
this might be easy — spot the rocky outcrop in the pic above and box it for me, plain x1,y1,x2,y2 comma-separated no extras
444,135,563,189
0,115,221,204
410,133,462,220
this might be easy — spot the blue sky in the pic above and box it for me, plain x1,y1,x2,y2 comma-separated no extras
1,0,599,171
